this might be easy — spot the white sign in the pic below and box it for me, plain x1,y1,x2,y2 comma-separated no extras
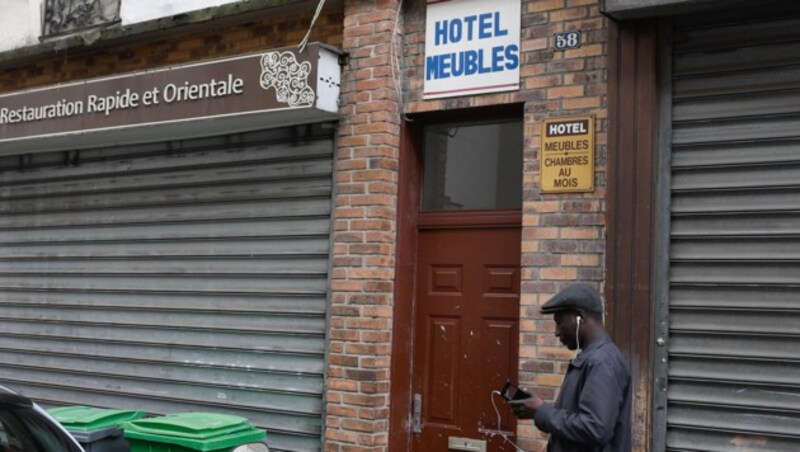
424,0,520,99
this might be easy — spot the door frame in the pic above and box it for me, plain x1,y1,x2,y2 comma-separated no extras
388,104,524,451
605,18,659,451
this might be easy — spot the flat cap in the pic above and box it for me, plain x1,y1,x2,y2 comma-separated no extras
541,283,603,314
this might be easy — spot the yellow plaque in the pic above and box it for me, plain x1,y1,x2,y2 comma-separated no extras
540,116,594,193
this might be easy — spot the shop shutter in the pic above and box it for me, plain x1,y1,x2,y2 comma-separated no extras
0,125,333,452
666,13,800,451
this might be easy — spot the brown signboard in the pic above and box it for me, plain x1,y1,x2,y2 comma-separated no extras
540,116,595,193
0,43,340,151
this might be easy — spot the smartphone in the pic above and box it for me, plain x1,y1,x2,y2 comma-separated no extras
500,381,531,401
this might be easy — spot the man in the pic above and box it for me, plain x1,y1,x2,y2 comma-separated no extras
508,283,631,451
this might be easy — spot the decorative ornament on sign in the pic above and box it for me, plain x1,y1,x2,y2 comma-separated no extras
259,52,316,108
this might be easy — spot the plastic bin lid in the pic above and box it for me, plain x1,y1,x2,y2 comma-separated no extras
69,427,123,443
48,406,146,432
122,413,254,440
124,424,266,451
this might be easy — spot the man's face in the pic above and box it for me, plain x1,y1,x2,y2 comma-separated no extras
553,310,580,350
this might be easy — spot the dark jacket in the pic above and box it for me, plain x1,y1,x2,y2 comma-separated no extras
534,333,631,452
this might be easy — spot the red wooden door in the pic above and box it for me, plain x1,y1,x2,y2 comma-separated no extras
411,216,521,451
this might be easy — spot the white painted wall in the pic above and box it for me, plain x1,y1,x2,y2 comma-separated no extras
0,0,42,52
120,0,239,25
0,0,240,53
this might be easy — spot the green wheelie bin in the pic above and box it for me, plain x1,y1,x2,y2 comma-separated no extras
121,412,266,452
48,406,146,452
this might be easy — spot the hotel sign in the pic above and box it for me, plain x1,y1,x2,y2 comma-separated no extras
540,117,595,193
0,43,341,153
424,0,520,99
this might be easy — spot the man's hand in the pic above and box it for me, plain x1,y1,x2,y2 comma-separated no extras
507,392,545,419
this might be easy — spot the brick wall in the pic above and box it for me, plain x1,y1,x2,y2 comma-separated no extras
0,7,343,92
1,0,620,449
517,3,608,450
402,1,610,451
326,0,402,450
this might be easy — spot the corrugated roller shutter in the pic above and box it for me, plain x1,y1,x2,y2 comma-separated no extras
667,13,800,451
0,125,333,452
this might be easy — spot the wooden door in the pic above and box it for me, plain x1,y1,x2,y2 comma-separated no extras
411,214,521,451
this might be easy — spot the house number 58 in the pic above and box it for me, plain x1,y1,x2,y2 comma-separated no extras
554,31,581,50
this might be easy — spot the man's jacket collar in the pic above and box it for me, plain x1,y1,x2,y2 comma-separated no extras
570,332,611,368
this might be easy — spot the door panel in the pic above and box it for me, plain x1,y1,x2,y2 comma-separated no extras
412,224,521,451
427,316,461,424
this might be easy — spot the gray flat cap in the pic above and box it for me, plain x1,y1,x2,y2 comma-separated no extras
541,283,603,314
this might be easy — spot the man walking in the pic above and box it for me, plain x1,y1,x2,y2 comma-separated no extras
508,283,631,451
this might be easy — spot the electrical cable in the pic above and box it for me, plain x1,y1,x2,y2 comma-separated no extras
390,0,411,121
299,0,326,53
489,390,526,452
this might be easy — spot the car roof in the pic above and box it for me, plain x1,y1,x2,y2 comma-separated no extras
0,384,34,408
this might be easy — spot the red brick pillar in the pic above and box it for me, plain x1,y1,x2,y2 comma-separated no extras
518,1,608,451
326,0,401,450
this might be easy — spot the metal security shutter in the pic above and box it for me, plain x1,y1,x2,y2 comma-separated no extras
0,125,333,452
665,12,800,451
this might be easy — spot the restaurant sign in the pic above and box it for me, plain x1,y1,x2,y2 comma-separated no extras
0,43,341,153
540,116,595,193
